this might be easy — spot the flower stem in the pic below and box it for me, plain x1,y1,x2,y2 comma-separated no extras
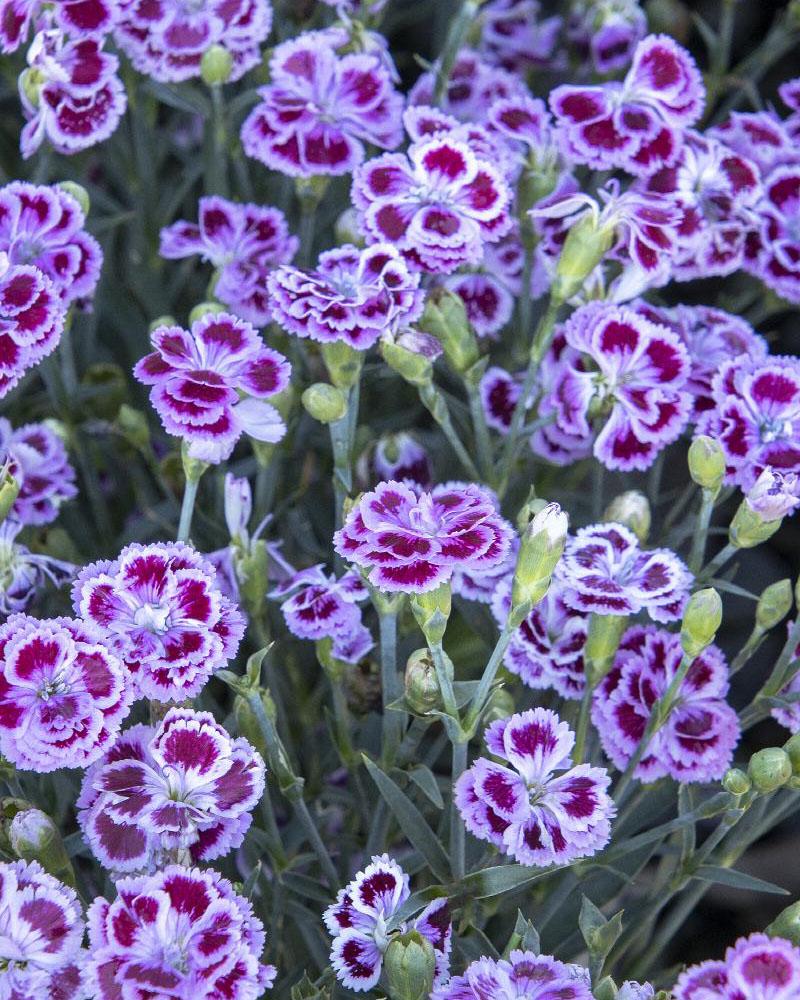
572,681,594,764
740,616,800,728
463,624,515,734
379,608,403,763
433,0,482,104
699,541,738,581
465,376,495,483
689,488,716,574
206,85,229,197
450,739,468,879
418,382,481,480
177,474,201,543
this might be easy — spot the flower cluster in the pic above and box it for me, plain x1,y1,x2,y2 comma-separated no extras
432,950,593,1000
0,0,116,53
0,418,76,525
567,0,646,75
675,932,800,1000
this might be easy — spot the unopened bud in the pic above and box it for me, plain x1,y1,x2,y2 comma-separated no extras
382,930,436,1000
19,66,44,108
552,215,615,302
200,44,233,86
224,473,252,541
188,301,227,324
235,539,269,618
680,588,722,658
510,502,568,622
58,181,90,217
420,289,479,375
116,404,151,452
380,331,441,387
404,649,441,714
767,901,800,946
149,314,176,332
783,732,800,775
9,808,74,885
302,383,348,424
688,435,725,493
729,501,781,549
234,689,277,759
584,613,627,683
603,491,650,542
410,583,451,647
722,767,751,796
748,747,792,793
321,340,363,390
757,579,793,631
515,493,546,535
0,462,20,525
334,208,363,246
181,440,210,484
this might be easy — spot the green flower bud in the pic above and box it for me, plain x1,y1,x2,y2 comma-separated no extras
9,808,75,885
688,435,725,493
420,289,479,375
515,493,546,535
382,930,436,1000
380,331,440,387
188,301,227,324
200,44,233,86
603,490,650,542
767,901,800,945
729,500,782,548
233,689,277,759
0,797,30,853
181,440,210,485
0,461,20,526
302,382,348,423
116,404,151,452
552,215,615,302
783,732,800,775
321,340,363,389
410,583,451,647
756,579,793,631
19,66,44,108
481,687,515,727
334,208,363,246
58,181,91,217
680,588,723,659
748,747,793,793
584,613,627,684
149,314,176,332
722,767,751,796
592,977,617,1000
510,502,568,624
404,649,441,715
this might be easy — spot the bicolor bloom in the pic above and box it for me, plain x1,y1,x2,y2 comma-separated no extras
114,0,272,83
593,626,739,783
78,707,265,873
159,197,298,327
0,0,116,52
324,854,451,993
745,468,800,521
480,365,527,434
541,301,692,472
409,49,529,124
268,243,424,350
0,860,86,1000
0,418,76,525
134,311,291,463
674,932,800,1000
270,563,369,641
352,129,513,274
697,355,800,491
559,522,692,622
334,480,513,593
456,708,614,866
0,521,74,615
372,432,432,488
241,29,403,177
749,165,800,303
431,950,593,1000
567,0,647,75
0,613,132,772
452,535,518,605
477,0,562,73
549,33,704,176
0,256,63,399
710,109,797,179
85,866,276,998
73,541,245,702
19,24,126,159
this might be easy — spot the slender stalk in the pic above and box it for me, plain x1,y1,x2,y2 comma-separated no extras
689,488,716,574
418,382,481,480
465,377,495,483
729,626,766,676
329,401,353,534
740,617,800,728
177,475,201,542
433,0,481,104
463,624,516,732
379,608,403,762
700,541,738,581
572,681,594,764
702,0,737,121
450,739,468,879
429,641,459,720
206,85,229,197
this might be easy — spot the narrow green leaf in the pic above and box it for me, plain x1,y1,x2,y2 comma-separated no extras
694,865,789,895
406,765,445,810
459,863,562,900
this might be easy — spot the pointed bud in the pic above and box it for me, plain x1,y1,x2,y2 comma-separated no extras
552,214,615,302
510,502,567,622
767,901,800,946
380,330,441,387
748,747,792,793
410,583,451,647
188,301,227,324
584,613,627,683
680,588,722,658
201,44,233,86
756,579,793,631
404,649,442,714
722,767,751,796
0,461,20,525
9,808,75,885
688,436,725,493
224,474,252,541
382,930,436,1000
302,383,348,424
420,288,479,375
603,491,650,542
58,181,90,217
116,404,151,452
729,501,782,549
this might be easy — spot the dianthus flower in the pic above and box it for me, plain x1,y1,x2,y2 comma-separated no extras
744,467,800,521
73,541,245,702
477,1,562,73
114,0,272,83
0,181,102,304
0,860,86,1000
159,197,298,327
270,563,369,641
324,854,451,992
353,129,512,274
445,227,526,339
0,521,73,614
409,49,528,124
550,34,704,176
268,243,424,349
19,23,126,159
674,932,800,1000
372,432,432,488
0,256,63,398
748,165,800,303
567,0,647,75
593,626,739,783
0,0,116,52
334,480,513,593
710,110,798,178
0,613,131,771
480,365,527,434
0,418,76,525
642,131,761,281
241,30,402,177
491,576,588,699
559,522,692,622
78,707,265,873
431,950,593,1000
456,708,614,866
697,355,800,491
134,311,291,463
542,301,692,472
86,865,276,998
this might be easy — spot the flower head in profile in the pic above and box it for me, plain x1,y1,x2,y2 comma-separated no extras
745,468,800,521
748,165,800,304
241,29,403,177
160,197,298,327
567,0,647,75
559,522,692,622
593,626,739,784
0,418,76,525
431,949,593,1000
85,865,276,998
0,256,63,399
456,708,615,866
0,0,117,53
0,860,86,1000
674,932,800,1000
78,707,265,873
0,613,132,771
372,432,432,488
0,521,74,614
134,311,291,464
268,243,424,350
334,480,513,593
73,541,245,702
270,563,370,642
324,854,451,993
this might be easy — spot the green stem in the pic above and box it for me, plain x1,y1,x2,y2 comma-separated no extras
689,488,716,575
329,400,353,534
740,617,800,728
206,85,229,197
418,382,481,480
729,626,766,676
177,475,201,542
433,0,481,104
700,541,738,581
572,681,594,764
429,641,459,721
450,739,468,879
465,376,495,483
463,624,516,733
379,609,403,762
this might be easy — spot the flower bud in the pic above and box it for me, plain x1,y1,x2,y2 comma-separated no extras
481,687,515,726
335,208,363,246
321,340,363,390
767,901,800,946
722,767,751,796
688,435,725,493
19,66,44,107
756,579,793,631
410,582,451,647
420,288,479,375
603,491,650,542
510,502,568,622
680,588,722,659
729,500,782,549
200,44,233,86
0,461,20,526
382,930,436,1000
116,404,151,452
149,314,176,332
748,747,792,793
233,688,277,759
188,301,227,324
58,181,91,216
515,493,546,535
9,808,75,885
181,440,209,485
380,330,441,387
404,649,441,714
552,215,615,302
235,540,269,619
745,469,800,521
783,732,800,775
224,473,252,541
302,383,348,424
252,384,295,468
584,613,627,683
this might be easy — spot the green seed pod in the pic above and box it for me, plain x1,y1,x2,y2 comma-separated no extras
404,649,441,715
420,288,479,375
756,579,793,631
9,808,75,886
382,930,436,1000
603,491,651,542
688,435,725,493
680,588,722,659
58,181,91,216
410,583,451,647
748,747,793,793
722,767,751,796
302,383,348,424
200,44,233,86
767,901,800,945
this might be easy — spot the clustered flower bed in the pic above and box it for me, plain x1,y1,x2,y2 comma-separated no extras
1,0,800,997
